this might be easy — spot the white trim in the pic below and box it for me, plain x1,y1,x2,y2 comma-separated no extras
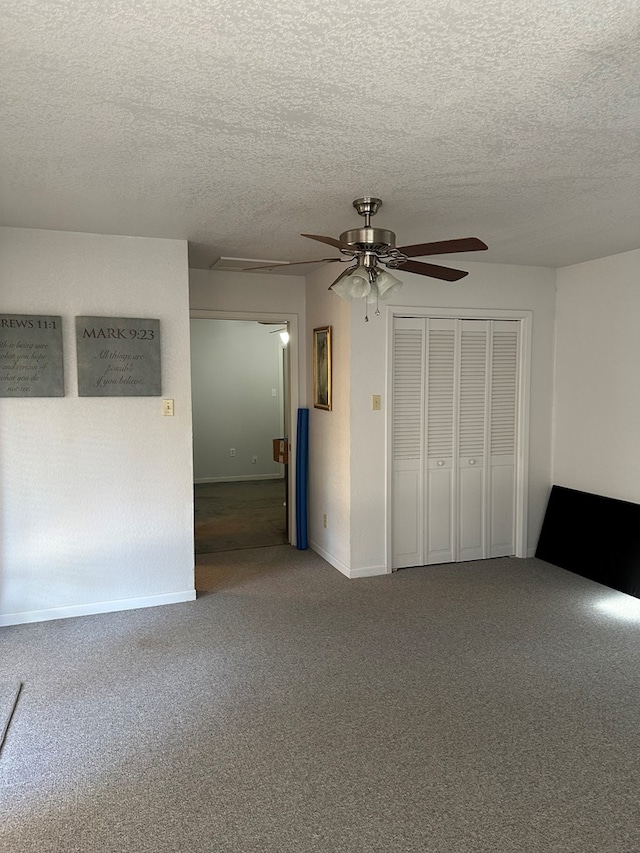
189,308,300,547
385,306,533,569
514,312,532,558
347,564,389,578
309,540,351,576
278,338,286,439
0,590,197,627
194,474,284,484
310,540,388,578
385,314,395,570
391,305,534,322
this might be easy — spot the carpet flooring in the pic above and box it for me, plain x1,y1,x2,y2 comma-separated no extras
194,479,287,553
1,549,639,852
0,679,21,752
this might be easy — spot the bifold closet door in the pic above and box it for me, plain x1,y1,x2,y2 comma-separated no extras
392,317,519,569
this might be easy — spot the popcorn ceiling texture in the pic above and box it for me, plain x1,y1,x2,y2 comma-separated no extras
1,0,638,268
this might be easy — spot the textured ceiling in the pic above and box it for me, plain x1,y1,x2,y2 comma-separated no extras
1,0,639,271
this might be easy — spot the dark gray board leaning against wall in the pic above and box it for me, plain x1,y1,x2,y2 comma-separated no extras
0,314,64,397
75,316,161,396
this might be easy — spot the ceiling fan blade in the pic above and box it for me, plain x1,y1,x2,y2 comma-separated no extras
397,237,488,258
395,260,469,281
242,258,341,271
301,233,355,252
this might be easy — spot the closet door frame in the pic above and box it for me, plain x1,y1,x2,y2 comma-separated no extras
386,306,532,570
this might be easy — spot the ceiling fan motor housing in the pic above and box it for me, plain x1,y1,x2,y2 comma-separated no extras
339,227,396,254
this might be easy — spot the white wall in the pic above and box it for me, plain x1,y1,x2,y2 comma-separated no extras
554,249,640,503
190,319,285,481
305,265,352,572
306,260,557,576
0,228,195,626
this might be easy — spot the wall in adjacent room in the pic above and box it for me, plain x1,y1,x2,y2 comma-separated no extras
554,249,640,503
190,318,285,481
0,228,195,625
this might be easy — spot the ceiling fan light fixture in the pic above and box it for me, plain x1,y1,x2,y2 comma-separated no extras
348,265,372,298
331,264,371,300
375,269,403,300
366,281,382,304
330,276,358,300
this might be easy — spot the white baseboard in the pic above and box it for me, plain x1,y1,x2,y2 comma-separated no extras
309,540,351,576
0,589,197,627
194,474,284,484
309,541,389,579
348,564,390,578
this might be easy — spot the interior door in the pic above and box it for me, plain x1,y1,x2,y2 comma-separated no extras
391,316,520,569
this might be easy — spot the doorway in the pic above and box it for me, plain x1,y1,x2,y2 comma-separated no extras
190,311,299,552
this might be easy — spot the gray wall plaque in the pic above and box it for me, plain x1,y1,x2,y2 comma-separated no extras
0,314,64,397
76,316,161,396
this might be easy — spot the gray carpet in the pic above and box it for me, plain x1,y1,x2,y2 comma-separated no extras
194,479,288,553
0,679,21,752
1,549,639,852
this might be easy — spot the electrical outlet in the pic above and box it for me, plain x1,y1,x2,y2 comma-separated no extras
372,394,381,411
252,455,258,464
322,513,328,528
230,448,236,457
162,399,174,416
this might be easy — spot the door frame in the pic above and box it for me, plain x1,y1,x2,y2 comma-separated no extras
386,306,532,568
190,308,300,547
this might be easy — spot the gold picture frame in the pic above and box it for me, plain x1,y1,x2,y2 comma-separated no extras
313,326,332,410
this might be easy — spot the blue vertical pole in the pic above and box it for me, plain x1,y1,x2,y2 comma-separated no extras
295,407,309,549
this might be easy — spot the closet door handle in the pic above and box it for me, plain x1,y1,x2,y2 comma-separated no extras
469,458,476,465
437,460,444,467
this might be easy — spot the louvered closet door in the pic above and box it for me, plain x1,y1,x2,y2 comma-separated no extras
391,319,425,569
392,317,519,569
488,321,519,557
425,319,456,564
457,321,488,562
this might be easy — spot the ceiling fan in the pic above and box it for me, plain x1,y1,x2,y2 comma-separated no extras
245,197,488,318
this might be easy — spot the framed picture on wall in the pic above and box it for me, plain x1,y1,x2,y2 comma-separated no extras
313,326,332,410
